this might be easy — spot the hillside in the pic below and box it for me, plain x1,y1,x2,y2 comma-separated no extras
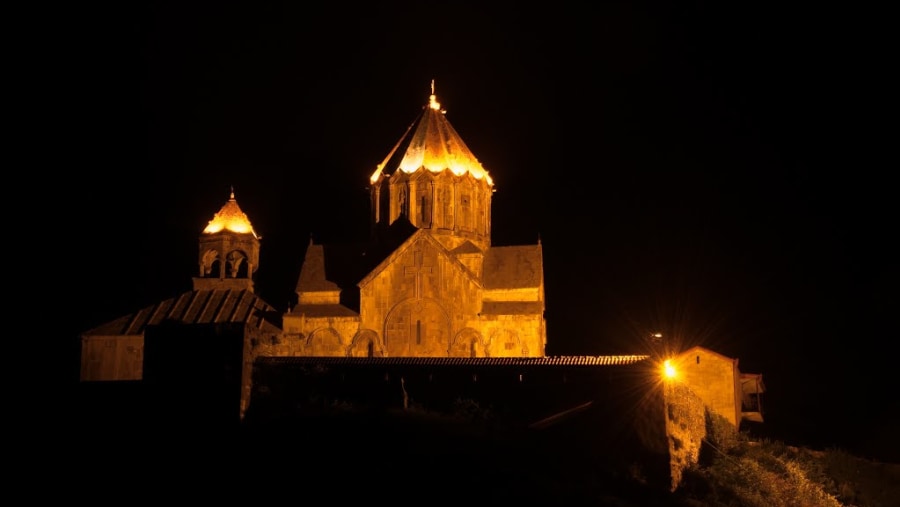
238,408,900,506
62,386,899,507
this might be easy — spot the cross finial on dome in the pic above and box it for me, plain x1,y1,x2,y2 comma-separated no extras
429,80,440,110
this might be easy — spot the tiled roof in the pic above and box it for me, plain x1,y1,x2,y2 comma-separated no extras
480,301,544,315
257,355,650,367
290,304,359,318
82,289,282,336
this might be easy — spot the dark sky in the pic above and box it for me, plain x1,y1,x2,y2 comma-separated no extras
58,3,895,460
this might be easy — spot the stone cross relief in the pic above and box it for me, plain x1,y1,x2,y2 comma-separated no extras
404,250,433,299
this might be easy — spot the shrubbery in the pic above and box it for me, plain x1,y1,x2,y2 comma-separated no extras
677,431,899,507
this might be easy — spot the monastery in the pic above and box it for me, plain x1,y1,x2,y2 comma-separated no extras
78,86,763,484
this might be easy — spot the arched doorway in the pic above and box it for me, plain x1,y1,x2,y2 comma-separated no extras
349,330,382,357
450,328,485,357
306,327,343,355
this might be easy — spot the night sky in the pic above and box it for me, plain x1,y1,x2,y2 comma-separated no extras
57,3,895,461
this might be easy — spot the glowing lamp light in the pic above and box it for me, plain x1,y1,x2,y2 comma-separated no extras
663,359,677,379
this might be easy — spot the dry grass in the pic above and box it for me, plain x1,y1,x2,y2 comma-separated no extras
676,431,900,507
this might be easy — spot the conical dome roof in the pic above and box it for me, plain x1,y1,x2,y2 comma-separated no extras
370,83,492,186
202,189,257,238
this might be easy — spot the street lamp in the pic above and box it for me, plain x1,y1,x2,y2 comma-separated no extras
663,359,677,379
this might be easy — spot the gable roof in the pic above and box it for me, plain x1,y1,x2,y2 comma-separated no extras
299,230,545,296
290,303,359,318
356,229,482,289
297,219,420,295
481,301,545,316
678,345,738,365
82,289,282,337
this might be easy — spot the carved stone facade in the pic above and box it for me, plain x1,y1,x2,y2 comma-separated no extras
283,231,545,358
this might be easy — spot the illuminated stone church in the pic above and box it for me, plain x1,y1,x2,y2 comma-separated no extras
280,89,546,359
80,85,545,381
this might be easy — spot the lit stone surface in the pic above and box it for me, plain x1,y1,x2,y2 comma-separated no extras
203,190,257,237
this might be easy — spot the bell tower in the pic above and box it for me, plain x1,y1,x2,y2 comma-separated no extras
193,188,260,292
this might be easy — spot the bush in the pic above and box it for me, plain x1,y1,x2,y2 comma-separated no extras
679,438,849,507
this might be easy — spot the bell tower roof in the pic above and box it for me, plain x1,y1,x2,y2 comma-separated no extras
202,188,257,238
370,81,493,186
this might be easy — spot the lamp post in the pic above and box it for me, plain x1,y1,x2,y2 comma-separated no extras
650,332,665,359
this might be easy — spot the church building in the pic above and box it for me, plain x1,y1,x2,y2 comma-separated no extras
277,87,546,359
